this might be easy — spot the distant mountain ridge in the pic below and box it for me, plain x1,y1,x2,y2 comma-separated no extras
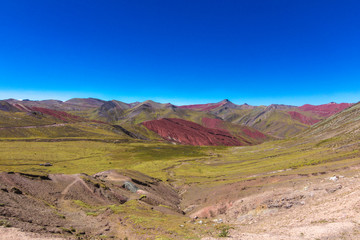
0,97,353,145
298,102,353,117
299,101,360,141
178,99,352,137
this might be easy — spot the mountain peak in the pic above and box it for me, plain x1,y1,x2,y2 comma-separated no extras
135,100,176,109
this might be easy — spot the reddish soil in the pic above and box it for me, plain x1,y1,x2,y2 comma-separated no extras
178,102,224,111
288,111,320,125
142,118,242,146
242,127,268,140
298,103,352,118
30,107,83,122
29,107,105,124
13,104,32,112
202,118,267,141
201,118,225,130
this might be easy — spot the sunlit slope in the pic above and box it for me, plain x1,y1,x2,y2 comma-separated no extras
181,100,352,138
214,106,309,138
6,98,105,111
0,109,144,140
1,98,354,141
299,101,360,143
91,100,217,125
0,123,137,139
181,100,310,138
0,111,58,128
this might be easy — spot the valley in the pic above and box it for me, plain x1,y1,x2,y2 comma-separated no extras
0,98,359,239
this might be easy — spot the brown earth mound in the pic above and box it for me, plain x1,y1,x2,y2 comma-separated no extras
142,118,242,146
0,170,182,239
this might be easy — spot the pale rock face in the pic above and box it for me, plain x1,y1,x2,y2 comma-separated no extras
329,176,339,181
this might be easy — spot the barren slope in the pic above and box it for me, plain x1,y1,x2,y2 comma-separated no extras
143,118,242,146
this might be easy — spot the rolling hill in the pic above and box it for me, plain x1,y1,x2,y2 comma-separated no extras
0,97,353,146
142,118,269,146
180,99,353,138
299,101,360,143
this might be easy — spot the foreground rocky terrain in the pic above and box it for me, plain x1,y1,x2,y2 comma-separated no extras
1,165,360,240
202,166,360,240
0,170,188,239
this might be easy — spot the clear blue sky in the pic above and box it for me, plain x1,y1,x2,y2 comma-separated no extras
0,0,359,106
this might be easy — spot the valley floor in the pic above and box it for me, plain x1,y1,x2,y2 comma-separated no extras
1,136,360,239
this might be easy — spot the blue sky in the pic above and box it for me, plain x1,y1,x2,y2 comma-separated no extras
0,0,359,106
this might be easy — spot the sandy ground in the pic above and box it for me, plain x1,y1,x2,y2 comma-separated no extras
203,169,360,240
0,227,66,240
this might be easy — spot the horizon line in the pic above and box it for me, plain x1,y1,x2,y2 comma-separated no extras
1,96,356,108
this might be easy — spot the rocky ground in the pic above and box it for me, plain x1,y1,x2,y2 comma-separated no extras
1,165,360,239
0,170,183,240
202,166,360,240
0,227,66,240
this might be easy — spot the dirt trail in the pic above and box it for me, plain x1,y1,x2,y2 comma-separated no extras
59,175,105,204
60,177,79,196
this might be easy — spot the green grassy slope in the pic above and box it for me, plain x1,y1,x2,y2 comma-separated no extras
2,98,360,183
299,101,360,144
2,101,359,178
6,98,104,111
214,107,309,138
0,109,147,140
0,111,58,127
0,122,136,139
89,100,218,125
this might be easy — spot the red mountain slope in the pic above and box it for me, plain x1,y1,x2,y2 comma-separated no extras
178,102,225,111
201,117,268,141
241,127,268,140
31,107,83,122
201,117,225,130
29,107,104,124
287,111,320,125
298,103,352,118
142,118,242,146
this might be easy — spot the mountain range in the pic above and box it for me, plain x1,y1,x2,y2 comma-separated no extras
0,98,353,146
1,97,360,239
